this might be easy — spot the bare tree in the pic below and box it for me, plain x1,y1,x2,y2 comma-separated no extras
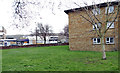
33,23,53,44
14,0,26,19
72,1,120,60
13,0,28,28
13,0,66,28
63,25,69,42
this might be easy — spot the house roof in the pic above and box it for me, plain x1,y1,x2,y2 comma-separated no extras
64,1,119,14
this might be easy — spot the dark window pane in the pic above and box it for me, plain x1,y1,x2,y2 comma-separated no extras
94,38,96,41
55,39,58,41
97,38,100,43
110,38,114,43
49,39,52,41
106,38,109,41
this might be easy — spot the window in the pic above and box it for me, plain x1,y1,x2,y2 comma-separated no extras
92,8,100,15
0,35,3,37
106,37,114,44
107,22,114,28
105,6,114,13
93,38,101,44
93,23,101,30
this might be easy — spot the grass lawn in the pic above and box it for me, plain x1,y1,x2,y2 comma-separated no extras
2,45,118,71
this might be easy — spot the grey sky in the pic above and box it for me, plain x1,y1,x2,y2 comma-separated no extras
0,0,116,35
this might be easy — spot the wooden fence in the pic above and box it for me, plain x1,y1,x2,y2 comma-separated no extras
0,43,69,50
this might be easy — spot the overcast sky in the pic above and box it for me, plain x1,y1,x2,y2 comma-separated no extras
0,0,116,35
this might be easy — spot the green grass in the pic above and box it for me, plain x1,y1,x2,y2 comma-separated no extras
2,45,118,71
0,50,2,72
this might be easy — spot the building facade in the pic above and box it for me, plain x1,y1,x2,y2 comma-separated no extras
65,2,119,51
0,26,6,46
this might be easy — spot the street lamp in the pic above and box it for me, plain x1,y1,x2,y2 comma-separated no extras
35,22,39,45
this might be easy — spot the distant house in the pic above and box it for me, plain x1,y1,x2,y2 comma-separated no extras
24,35,43,44
64,1,119,51
49,36,59,43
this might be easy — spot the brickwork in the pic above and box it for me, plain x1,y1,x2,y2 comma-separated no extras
118,5,120,51
67,5,119,51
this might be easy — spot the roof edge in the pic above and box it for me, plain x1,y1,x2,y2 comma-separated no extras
64,1,119,14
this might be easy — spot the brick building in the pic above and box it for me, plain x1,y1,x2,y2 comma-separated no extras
64,1,119,51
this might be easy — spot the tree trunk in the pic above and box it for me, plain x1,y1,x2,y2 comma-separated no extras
44,37,46,44
101,35,106,60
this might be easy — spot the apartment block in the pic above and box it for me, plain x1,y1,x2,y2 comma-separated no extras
64,1,119,51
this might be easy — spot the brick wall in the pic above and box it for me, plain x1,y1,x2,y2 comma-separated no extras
118,5,120,51
68,6,118,51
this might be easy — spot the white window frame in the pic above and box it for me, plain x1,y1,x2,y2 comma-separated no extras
107,22,114,28
105,6,114,14
106,37,114,44
93,24,97,30
92,8,100,15
93,38,101,44
93,23,101,30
